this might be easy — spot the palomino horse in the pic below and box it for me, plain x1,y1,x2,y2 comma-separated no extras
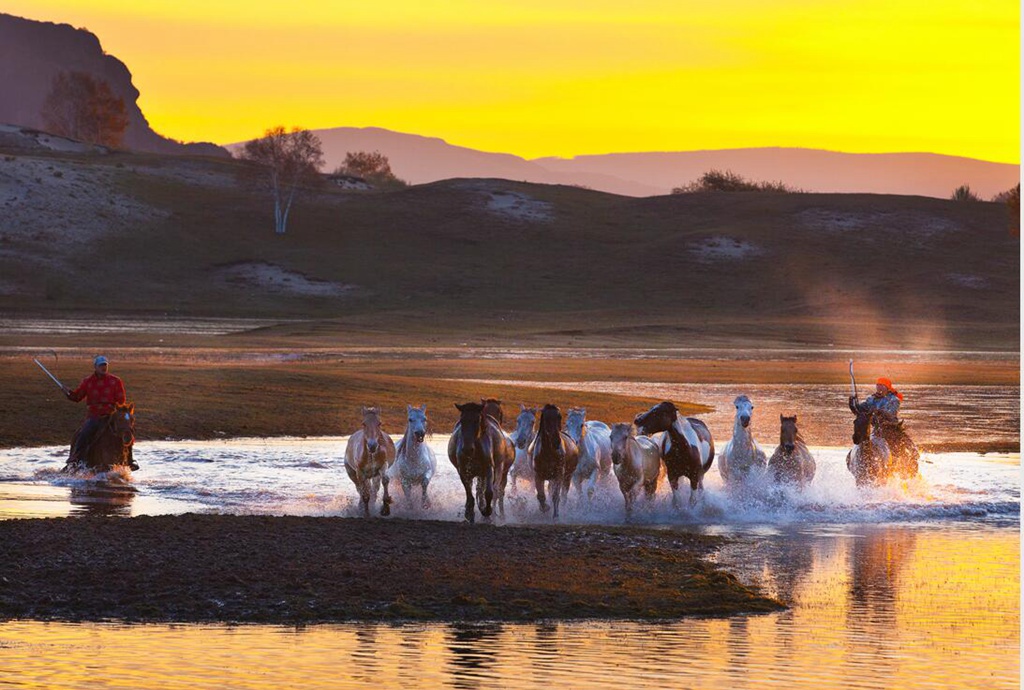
448,402,515,522
609,423,664,517
634,401,714,508
719,395,767,485
529,404,579,519
344,407,397,517
564,407,612,503
508,405,538,495
389,405,437,509
768,415,816,487
65,402,136,473
846,409,892,487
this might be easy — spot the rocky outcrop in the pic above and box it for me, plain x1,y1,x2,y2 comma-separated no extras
0,12,227,157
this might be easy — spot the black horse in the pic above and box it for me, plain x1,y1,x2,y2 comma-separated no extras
634,401,714,508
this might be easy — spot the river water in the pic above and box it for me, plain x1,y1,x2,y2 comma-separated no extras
0,390,1019,688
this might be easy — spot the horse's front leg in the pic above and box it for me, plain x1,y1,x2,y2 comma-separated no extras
689,477,701,508
535,475,549,513
481,463,494,518
380,473,392,517
359,478,371,518
420,477,431,510
461,473,475,523
669,476,681,510
551,469,562,520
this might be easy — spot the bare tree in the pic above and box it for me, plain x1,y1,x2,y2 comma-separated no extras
950,184,980,202
333,150,406,188
240,126,325,234
41,71,129,147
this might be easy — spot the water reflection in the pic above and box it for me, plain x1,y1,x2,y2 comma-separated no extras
68,484,136,517
447,623,503,689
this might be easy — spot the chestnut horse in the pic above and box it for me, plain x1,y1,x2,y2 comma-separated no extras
448,402,515,522
609,423,663,517
768,415,816,488
528,404,579,519
64,402,136,473
344,406,397,517
634,401,714,508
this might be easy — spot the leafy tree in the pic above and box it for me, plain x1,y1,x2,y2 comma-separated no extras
41,71,129,147
333,150,406,188
672,169,799,193
240,126,324,234
950,184,980,202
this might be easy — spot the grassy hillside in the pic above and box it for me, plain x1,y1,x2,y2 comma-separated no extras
0,141,1018,350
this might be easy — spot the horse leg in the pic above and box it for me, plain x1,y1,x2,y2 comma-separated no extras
536,476,549,513
359,479,371,518
586,470,598,505
401,479,413,507
669,477,681,510
551,476,560,520
689,477,701,508
380,474,392,517
481,464,494,519
462,475,475,523
421,477,431,510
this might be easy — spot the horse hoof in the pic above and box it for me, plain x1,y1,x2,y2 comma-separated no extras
381,504,391,517
481,506,492,518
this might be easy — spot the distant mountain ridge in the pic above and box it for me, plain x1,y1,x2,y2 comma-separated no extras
282,127,1019,199
0,12,226,157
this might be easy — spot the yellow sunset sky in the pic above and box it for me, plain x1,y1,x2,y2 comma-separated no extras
7,0,1021,162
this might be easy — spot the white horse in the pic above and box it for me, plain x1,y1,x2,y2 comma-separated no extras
343,406,397,517
508,405,538,496
719,395,767,485
388,405,436,509
609,423,664,517
565,407,612,503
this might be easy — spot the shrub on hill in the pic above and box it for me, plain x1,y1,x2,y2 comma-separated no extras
672,169,801,194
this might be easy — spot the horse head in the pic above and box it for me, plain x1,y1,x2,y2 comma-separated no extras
455,402,486,456
481,398,504,425
634,401,678,436
360,406,385,454
539,404,562,447
514,405,538,449
406,404,428,443
734,395,754,428
609,422,634,466
111,402,135,446
564,407,587,443
779,415,799,453
851,409,874,445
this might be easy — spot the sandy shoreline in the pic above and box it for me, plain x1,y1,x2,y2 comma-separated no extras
0,515,782,624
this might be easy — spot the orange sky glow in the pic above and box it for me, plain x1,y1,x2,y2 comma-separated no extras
6,1,1020,162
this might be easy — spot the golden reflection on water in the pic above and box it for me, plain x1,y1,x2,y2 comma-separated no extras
0,528,1018,689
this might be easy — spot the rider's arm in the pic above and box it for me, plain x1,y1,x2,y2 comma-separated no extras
67,378,87,402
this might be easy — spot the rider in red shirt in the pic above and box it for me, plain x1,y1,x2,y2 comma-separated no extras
64,355,137,470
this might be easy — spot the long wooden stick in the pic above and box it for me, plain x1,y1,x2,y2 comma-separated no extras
848,359,858,399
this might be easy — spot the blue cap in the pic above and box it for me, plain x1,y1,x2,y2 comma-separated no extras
94,355,108,366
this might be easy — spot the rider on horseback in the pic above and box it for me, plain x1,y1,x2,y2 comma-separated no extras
63,355,138,470
849,376,918,475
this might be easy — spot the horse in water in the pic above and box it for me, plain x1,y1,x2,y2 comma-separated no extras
64,402,136,473
344,407,397,517
481,398,505,426
564,407,612,504
634,401,714,508
719,395,767,485
508,405,538,495
529,404,579,519
847,398,919,481
768,415,816,488
609,423,663,518
448,402,515,522
846,409,892,487
389,405,437,509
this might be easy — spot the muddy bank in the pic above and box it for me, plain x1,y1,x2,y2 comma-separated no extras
0,515,782,623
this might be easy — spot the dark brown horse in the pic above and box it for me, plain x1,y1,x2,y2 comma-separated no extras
481,398,505,426
64,402,136,473
448,402,515,522
528,404,579,519
634,401,714,508
768,415,816,487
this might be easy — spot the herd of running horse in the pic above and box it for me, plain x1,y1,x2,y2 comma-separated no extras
68,396,919,522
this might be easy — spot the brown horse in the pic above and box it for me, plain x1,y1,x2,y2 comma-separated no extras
481,397,505,426
64,402,136,473
634,401,714,508
447,402,516,522
768,415,816,487
609,423,664,518
344,406,397,517
528,404,579,519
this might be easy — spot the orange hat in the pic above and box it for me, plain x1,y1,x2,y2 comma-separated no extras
876,377,903,401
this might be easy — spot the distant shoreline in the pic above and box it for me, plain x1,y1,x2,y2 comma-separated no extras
0,515,783,624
